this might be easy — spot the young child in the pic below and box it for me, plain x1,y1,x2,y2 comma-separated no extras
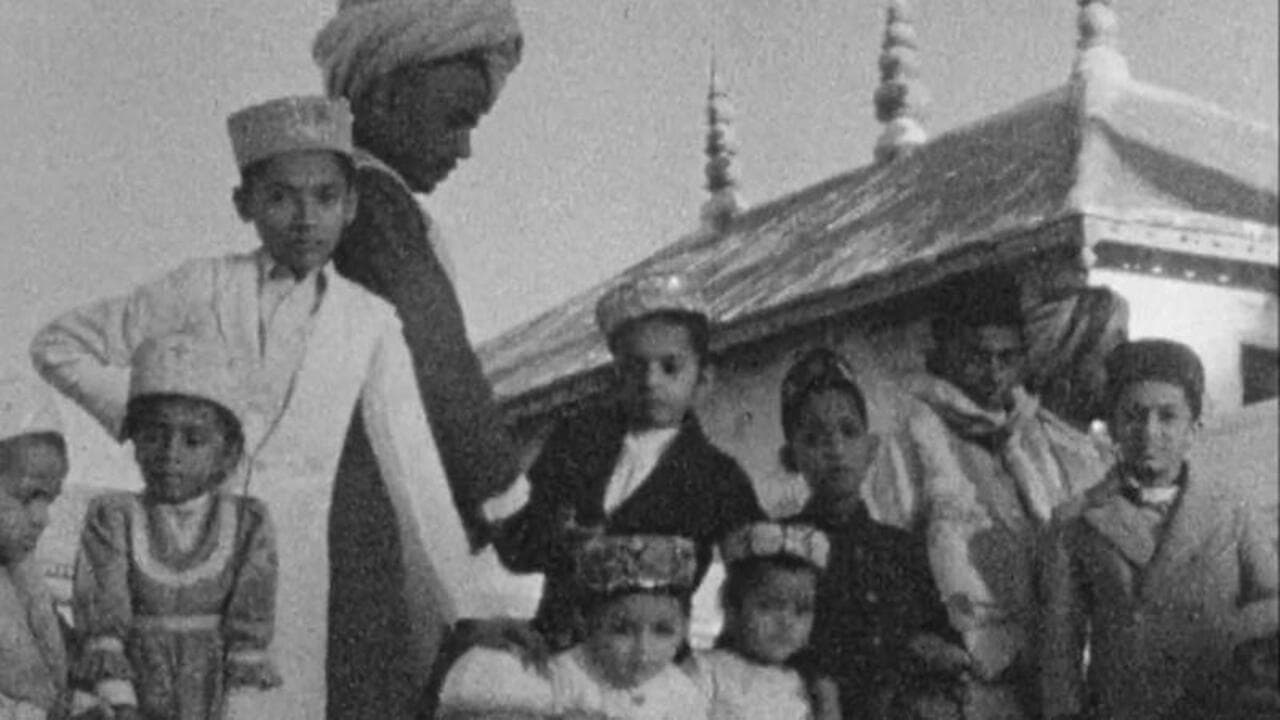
72,333,278,720
488,273,763,650
31,95,474,719
779,348,966,719
0,376,70,720
1040,339,1279,720
437,534,709,719
695,520,838,720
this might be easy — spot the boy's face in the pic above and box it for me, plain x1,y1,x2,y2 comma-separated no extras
937,323,1026,411
0,435,67,564
586,592,687,689
734,565,817,664
131,397,240,504
790,389,869,503
235,150,357,278
1110,379,1198,486
612,317,706,431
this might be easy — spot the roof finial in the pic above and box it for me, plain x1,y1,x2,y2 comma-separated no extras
1072,0,1130,85
700,50,747,236
874,0,929,164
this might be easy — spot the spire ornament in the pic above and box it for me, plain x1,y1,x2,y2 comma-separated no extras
873,0,928,164
699,56,747,236
1072,0,1130,86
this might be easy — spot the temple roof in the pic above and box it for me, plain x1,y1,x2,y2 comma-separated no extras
479,71,1278,418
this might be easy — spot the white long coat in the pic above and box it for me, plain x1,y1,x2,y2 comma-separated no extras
30,251,477,719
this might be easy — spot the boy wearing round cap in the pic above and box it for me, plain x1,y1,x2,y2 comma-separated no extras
72,332,278,720
439,534,709,719
485,273,763,652
31,96,475,719
0,376,70,720
1040,339,1279,720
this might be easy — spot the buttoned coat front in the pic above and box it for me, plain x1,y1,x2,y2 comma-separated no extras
1040,468,1279,720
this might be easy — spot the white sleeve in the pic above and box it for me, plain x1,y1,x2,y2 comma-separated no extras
29,261,208,437
437,647,555,714
359,317,480,617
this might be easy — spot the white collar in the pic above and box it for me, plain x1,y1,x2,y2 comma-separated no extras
255,248,328,287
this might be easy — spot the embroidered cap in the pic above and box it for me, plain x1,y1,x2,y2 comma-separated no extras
721,521,831,571
595,273,710,340
575,534,698,595
0,374,62,442
227,95,354,170
780,348,868,437
128,332,249,432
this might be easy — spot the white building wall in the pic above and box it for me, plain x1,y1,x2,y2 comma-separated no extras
1090,270,1278,419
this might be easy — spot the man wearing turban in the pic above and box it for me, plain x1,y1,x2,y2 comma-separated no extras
312,1,522,717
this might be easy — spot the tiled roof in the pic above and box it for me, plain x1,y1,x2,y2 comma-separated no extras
479,77,1278,417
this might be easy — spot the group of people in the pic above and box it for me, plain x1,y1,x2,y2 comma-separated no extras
0,1,1276,719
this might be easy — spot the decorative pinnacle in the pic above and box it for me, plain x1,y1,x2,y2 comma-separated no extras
700,55,746,235
1072,0,1130,84
874,0,929,163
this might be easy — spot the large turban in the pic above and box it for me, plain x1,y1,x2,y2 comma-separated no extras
313,0,523,106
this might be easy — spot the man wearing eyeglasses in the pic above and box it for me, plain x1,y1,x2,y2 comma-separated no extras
877,268,1109,720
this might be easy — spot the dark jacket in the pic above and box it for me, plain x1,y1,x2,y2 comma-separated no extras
493,404,764,649
793,502,959,720
325,153,520,720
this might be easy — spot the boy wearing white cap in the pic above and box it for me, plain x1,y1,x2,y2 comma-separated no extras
31,96,475,719
72,332,278,720
0,376,70,720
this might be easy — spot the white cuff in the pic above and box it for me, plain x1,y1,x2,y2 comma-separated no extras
96,678,137,707
481,474,531,523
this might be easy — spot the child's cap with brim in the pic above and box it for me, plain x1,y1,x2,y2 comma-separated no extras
0,374,62,442
595,273,709,340
720,521,831,571
574,534,698,595
227,95,354,171
128,331,249,435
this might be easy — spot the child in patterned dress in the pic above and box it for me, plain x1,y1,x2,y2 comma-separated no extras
437,534,709,720
72,333,278,720
694,521,839,720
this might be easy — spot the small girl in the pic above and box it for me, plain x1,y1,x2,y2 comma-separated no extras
0,375,71,720
438,534,709,720
695,521,839,720
72,333,279,720
780,348,966,720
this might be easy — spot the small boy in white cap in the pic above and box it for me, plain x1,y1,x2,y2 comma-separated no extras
31,96,474,719
485,273,763,652
0,375,70,720
439,534,710,719
72,332,278,720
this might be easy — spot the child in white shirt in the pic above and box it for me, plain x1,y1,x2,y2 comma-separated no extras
694,521,838,720
438,534,709,720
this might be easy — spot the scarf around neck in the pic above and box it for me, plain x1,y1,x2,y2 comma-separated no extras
906,375,1067,525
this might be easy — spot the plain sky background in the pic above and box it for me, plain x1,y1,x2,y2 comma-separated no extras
3,0,1276,362
1,1,1276,446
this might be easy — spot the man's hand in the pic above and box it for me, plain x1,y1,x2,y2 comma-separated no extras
909,632,973,677
453,618,553,676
